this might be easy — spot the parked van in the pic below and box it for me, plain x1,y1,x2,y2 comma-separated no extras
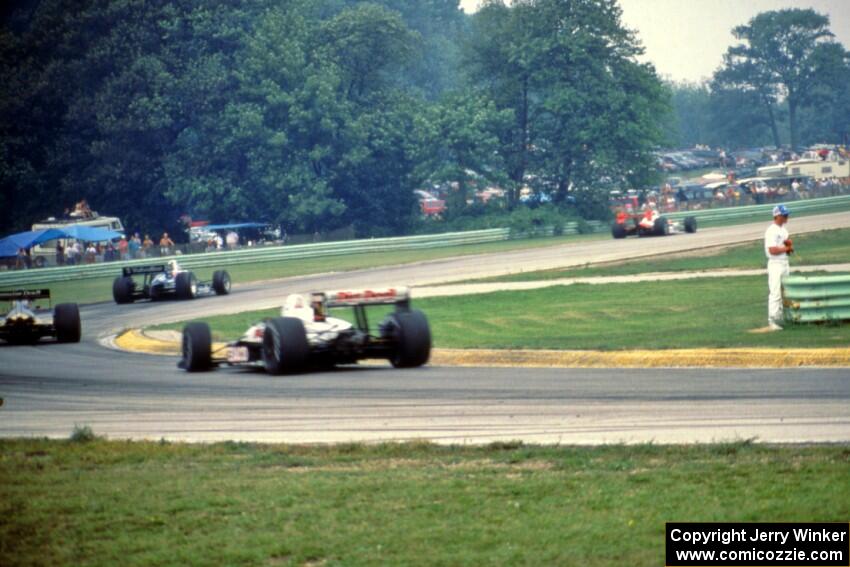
31,213,125,267
758,150,850,180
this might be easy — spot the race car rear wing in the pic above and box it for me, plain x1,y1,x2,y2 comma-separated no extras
0,289,51,301
122,265,168,277
319,287,411,308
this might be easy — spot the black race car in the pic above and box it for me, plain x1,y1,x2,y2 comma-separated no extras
113,261,231,304
180,287,431,374
0,289,81,344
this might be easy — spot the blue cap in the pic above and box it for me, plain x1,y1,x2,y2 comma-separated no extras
772,204,790,217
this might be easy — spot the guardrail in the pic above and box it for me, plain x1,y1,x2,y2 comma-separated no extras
2,192,843,288
0,221,603,287
666,194,850,223
783,274,850,324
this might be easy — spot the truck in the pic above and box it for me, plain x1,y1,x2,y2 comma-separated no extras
31,213,125,267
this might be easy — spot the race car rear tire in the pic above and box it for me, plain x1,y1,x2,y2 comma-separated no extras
182,322,212,372
384,309,431,368
684,216,697,233
262,317,309,375
112,276,134,304
212,270,231,295
54,303,81,343
653,217,669,236
176,271,197,300
611,223,627,239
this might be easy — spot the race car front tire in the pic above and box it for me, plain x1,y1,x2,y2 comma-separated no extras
112,276,134,304
262,317,309,375
182,322,212,371
54,303,81,343
385,309,431,368
653,217,670,236
611,223,627,239
212,270,231,295
176,271,197,300
684,216,697,233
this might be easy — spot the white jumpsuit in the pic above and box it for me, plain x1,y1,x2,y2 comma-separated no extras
764,223,789,327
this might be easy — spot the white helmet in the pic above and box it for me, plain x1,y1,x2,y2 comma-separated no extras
282,294,313,320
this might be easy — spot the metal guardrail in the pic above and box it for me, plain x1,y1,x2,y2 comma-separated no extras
666,194,850,222
0,221,596,287
783,274,850,324
2,193,842,288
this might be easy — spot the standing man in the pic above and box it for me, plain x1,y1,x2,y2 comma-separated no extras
765,204,792,331
129,233,141,259
159,232,174,256
142,234,154,257
118,235,129,260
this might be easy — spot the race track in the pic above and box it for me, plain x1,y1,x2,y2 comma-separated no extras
1,211,849,443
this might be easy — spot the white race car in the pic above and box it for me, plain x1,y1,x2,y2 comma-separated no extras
179,287,431,374
0,289,80,344
113,261,231,303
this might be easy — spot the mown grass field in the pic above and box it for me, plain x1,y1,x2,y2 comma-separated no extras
6,233,605,306
2,438,848,567
154,275,850,349
469,227,850,283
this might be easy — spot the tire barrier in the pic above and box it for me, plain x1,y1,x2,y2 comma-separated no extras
783,273,850,324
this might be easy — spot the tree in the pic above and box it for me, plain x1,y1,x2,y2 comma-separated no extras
714,9,841,149
665,82,711,148
466,0,667,210
426,91,511,212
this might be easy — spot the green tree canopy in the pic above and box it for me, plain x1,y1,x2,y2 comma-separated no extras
713,8,846,149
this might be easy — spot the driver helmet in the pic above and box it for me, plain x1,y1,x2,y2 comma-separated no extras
282,294,313,319
772,204,790,217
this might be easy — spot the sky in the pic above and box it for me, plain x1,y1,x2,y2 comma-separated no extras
459,0,850,83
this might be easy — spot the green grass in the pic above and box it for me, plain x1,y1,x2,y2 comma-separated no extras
8,233,605,306
468,227,850,283
154,276,850,349
2,438,848,566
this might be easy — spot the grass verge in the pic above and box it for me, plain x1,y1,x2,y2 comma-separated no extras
2,439,848,567
152,275,850,349
6,233,604,306
467,227,850,283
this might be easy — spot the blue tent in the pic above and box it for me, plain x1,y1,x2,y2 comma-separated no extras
56,225,123,242
0,229,66,258
0,226,122,257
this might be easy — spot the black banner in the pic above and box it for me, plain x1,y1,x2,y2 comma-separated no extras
666,523,849,566
123,265,167,276
0,288,50,300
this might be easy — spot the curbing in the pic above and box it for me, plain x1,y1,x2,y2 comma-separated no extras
113,329,850,368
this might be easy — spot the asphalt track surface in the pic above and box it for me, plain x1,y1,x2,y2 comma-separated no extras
2,211,849,444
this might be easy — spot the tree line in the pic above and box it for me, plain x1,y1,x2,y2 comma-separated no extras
666,9,850,150
2,2,847,239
